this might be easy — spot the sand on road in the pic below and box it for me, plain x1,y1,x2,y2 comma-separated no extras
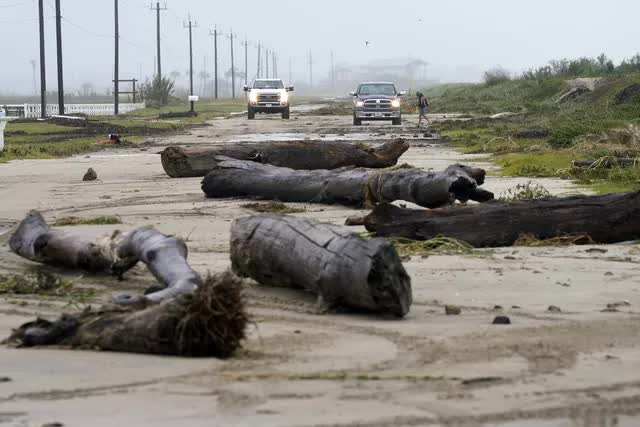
1,109,638,427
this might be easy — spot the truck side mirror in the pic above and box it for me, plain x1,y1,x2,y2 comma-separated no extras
243,85,250,92
287,86,294,92
398,91,407,96
349,91,357,96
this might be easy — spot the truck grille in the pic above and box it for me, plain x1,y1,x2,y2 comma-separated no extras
258,93,280,103
364,99,392,109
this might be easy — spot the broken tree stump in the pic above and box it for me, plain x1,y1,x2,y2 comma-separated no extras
10,211,200,303
5,271,248,358
572,158,639,169
161,139,410,178
355,192,640,247
230,215,412,317
202,157,493,209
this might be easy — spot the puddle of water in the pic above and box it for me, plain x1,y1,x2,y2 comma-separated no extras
291,103,330,113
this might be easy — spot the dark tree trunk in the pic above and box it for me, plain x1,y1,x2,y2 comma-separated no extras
202,157,493,209
9,211,201,303
230,215,412,317
161,139,410,178
355,192,640,247
572,158,639,169
5,271,248,358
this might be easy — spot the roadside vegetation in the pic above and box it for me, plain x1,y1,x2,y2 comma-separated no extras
0,97,246,163
424,54,640,193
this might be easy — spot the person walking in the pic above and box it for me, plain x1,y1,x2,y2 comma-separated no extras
416,91,430,127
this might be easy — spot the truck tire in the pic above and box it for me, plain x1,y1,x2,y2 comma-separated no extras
248,108,255,120
353,116,362,126
282,107,290,119
392,118,402,126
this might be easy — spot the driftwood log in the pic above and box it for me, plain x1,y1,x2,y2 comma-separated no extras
115,227,202,303
353,192,640,247
5,271,248,358
9,211,200,303
231,215,412,317
161,139,410,178
202,157,493,209
9,211,127,274
572,158,639,169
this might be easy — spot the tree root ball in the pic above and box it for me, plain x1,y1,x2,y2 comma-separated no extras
5,270,249,358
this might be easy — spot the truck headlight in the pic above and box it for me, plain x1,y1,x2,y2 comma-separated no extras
391,99,401,108
280,92,289,104
249,92,258,103
355,101,364,107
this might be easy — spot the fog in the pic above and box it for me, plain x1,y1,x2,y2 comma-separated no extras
1,0,638,95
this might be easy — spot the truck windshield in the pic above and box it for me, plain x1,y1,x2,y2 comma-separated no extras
253,80,284,89
358,84,397,96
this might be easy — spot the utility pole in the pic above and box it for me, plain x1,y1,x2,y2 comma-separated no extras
150,2,167,80
227,30,236,98
256,42,261,78
55,0,64,115
330,51,335,88
38,0,46,117
288,57,292,85
209,27,219,99
114,0,119,115
242,38,248,86
272,51,277,78
30,60,37,96
184,15,197,112
308,51,313,89
265,48,269,79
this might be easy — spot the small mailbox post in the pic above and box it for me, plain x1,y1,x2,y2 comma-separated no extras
188,95,199,113
0,113,17,155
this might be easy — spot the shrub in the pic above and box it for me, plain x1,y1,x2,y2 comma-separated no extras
483,68,511,86
140,76,175,107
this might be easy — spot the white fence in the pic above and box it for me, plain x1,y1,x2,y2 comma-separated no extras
16,103,146,118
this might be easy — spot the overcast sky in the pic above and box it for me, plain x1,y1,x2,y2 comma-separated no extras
1,0,638,94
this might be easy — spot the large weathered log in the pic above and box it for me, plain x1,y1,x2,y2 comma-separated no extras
572,158,639,169
114,226,202,303
9,211,124,273
161,139,410,178
202,157,493,209
230,215,412,317
5,271,248,358
356,192,640,247
9,211,200,303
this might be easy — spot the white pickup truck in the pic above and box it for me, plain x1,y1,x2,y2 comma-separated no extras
243,79,294,120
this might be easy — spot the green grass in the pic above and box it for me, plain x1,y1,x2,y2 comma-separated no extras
499,182,553,201
0,270,95,300
0,135,145,163
53,216,122,226
391,236,488,256
131,98,247,123
241,202,306,214
5,122,82,135
495,153,577,177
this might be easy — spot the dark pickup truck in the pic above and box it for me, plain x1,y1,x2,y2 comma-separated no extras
350,82,406,126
